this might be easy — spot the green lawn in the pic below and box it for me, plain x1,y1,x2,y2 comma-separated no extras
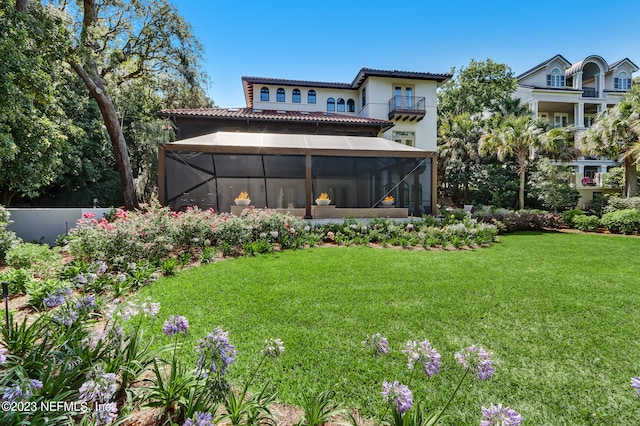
139,232,640,424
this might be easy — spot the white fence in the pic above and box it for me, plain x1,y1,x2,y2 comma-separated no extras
7,208,113,246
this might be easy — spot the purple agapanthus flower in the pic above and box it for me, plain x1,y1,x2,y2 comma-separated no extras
53,309,79,326
163,315,189,336
44,286,73,308
631,377,640,397
362,333,389,356
94,261,108,274
455,345,495,380
381,380,413,415
183,411,214,426
79,368,117,403
0,348,7,365
261,338,284,357
2,378,43,402
75,294,97,312
402,339,441,377
480,403,523,426
195,327,236,378
93,402,118,425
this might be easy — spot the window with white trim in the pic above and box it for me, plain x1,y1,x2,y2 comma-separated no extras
614,71,631,90
392,131,415,147
554,113,568,128
547,67,565,87
292,89,301,103
327,98,335,112
308,90,316,104
276,88,285,102
260,87,269,102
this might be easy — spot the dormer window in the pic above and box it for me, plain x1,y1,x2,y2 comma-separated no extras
260,87,269,102
276,88,285,102
547,67,565,88
614,71,631,90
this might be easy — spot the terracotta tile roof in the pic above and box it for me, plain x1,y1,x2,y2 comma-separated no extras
160,107,394,126
241,76,351,89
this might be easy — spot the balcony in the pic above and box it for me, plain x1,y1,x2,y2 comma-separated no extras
388,96,426,121
582,87,598,98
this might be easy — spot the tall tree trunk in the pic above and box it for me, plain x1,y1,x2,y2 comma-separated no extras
15,0,28,12
624,155,638,197
71,63,139,210
518,168,526,210
71,0,138,209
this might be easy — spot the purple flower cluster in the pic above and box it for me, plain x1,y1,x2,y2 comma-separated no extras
381,380,413,415
362,333,389,356
94,402,118,425
113,297,160,321
480,403,523,426
43,286,73,308
183,411,214,426
79,368,117,403
402,339,441,377
75,294,97,312
2,378,43,402
631,377,640,397
195,327,236,378
261,338,285,357
455,345,495,380
0,348,7,365
53,309,79,326
163,315,189,336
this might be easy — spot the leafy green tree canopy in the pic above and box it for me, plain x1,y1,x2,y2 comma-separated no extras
438,59,517,117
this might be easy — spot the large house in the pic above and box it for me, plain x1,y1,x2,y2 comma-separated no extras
159,68,451,217
514,54,638,207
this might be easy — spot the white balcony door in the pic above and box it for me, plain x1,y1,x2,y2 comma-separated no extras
554,113,568,128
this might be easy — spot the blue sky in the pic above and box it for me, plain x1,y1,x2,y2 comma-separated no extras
171,0,640,108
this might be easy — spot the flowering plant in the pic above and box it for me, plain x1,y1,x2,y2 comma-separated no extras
235,192,250,201
384,195,394,202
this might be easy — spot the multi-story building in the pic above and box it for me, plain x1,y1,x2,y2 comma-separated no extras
514,54,637,207
160,68,451,217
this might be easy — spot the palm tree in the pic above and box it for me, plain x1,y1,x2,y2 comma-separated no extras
480,114,546,210
438,113,484,202
583,85,640,197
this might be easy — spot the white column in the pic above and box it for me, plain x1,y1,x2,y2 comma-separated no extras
574,102,584,128
574,71,583,89
598,103,607,113
529,100,539,116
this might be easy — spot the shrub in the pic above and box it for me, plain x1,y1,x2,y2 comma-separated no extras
0,268,34,295
600,209,640,234
572,215,601,232
0,206,21,262
5,243,62,279
561,209,585,227
603,196,640,214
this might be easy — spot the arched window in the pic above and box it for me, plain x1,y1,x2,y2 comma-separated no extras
292,89,301,103
260,87,269,102
616,71,630,90
336,98,345,112
308,90,316,104
276,88,285,102
547,67,565,87
327,97,335,112
347,99,355,112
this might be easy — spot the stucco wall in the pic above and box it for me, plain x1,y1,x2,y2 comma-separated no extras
7,208,113,246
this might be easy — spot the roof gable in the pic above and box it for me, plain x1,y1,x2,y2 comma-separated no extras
517,54,572,80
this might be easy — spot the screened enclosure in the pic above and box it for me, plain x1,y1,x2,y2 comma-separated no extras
159,132,436,217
